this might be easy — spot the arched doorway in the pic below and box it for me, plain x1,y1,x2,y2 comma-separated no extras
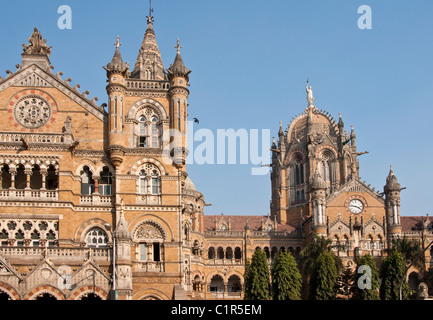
209,274,224,297
227,275,242,296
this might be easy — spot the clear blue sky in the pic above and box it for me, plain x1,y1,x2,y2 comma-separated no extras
0,0,432,217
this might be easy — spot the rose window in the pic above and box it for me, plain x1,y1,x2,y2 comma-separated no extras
13,95,52,129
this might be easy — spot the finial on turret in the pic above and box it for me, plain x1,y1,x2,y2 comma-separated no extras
146,0,154,24
176,38,182,53
115,35,121,49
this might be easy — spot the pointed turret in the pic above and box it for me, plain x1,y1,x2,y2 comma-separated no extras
384,165,402,240
131,12,166,80
384,165,401,193
104,36,130,77
167,39,191,83
168,39,191,168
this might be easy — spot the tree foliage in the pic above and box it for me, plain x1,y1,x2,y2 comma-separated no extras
244,248,271,300
309,251,339,300
380,249,409,300
271,251,302,300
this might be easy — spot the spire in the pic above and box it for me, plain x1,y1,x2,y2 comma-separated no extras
384,165,401,192
167,38,191,82
104,35,130,77
131,4,166,80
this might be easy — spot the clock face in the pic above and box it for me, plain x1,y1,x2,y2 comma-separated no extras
348,199,364,214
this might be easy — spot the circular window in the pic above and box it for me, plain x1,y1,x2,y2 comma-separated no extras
13,95,52,129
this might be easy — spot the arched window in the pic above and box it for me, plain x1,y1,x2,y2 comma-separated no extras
151,116,159,148
208,247,215,259
85,227,108,248
15,164,26,190
46,165,58,190
291,154,306,204
209,275,224,293
227,275,242,293
217,247,224,260
226,247,233,260
139,116,147,147
137,109,161,148
30,165,42,189
139,170,147,194
318,150,334,194
1,165,11,189
81,166,94,195
234,247,242,260
151,170,159,194
99,167,113,195
271,247,278,259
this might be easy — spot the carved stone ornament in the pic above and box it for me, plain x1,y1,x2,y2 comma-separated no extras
13,95,52,129
134,222,165,241
22,27,52,56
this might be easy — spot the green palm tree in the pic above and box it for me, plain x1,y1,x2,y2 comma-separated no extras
298,233,343,279
391,236,424,270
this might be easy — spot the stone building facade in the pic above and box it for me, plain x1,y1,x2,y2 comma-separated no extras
0,16,430,300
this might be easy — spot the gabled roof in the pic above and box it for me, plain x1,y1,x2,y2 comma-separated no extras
0,63,106,121
326,178,385,204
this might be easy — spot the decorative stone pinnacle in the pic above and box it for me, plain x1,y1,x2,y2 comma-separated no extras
115,35,121,49
176,38,182,53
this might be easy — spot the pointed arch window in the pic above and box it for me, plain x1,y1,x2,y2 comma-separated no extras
85,227,109,248
137,109,161,148
139,170,147,194
1,165,11,189
81,166,95,195
151,116,159,147
99,167,113,195
139,115,147,147
151,170,160,195
291,154,306,204
318,150,335,194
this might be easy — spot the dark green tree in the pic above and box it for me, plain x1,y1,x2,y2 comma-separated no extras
244,248,271,300
309,251,339,300
380,249,409,300
271,251,302,300
352,253,380,300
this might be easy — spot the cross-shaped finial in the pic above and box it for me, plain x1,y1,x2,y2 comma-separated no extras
115,35,121,49
175,38,182,52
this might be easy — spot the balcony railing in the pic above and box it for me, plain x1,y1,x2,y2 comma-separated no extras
0,189,58,201
0,246,111,262
133,261,165,272
0,132,65,144
79,194,113,206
